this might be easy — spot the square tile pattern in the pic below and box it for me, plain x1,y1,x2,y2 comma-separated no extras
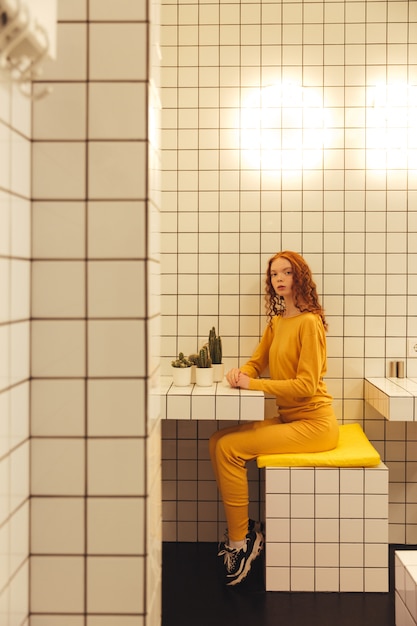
396,551,417,626
0,47,31,626
161,377,264,421
2,0,417,622
264,465,389,592
159,0,417,550
28,2,161,625
365,378,417,422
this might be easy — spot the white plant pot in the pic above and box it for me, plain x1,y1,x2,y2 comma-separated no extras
195,367,214,387
172,366,192,387
212,363,224,382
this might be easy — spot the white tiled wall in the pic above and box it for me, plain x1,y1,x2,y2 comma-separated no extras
163,419,262,541
4,0,417,619
160,0,417,543
0,69,31,624
30,1,161,626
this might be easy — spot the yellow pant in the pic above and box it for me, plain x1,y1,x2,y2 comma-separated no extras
209,410,339,541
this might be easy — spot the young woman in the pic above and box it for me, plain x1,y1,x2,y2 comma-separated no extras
210,251,339,586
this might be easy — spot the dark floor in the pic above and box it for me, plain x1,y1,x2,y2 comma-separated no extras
162,542,398,626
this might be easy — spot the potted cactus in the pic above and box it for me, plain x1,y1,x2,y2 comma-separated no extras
188,353,199,383
195,345,213,387
208,326,224,382
171,352,193,387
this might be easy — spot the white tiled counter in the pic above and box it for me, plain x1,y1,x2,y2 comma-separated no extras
160,376,265,421
365,377,417,421
395,551,417,626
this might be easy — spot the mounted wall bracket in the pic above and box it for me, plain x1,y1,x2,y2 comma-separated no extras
0,0,56,99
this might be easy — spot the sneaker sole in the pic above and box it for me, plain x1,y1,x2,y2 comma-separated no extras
226,533,264,586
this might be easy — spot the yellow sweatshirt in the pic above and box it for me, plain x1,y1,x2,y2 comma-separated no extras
240,312,333,420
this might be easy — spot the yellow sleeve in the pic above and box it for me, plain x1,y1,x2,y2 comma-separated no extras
247,315,326,404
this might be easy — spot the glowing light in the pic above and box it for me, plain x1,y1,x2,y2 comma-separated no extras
240,83,329,171
367,83,417,170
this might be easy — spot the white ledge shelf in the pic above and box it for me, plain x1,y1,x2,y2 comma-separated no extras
160,376,265,421
365,377,417,421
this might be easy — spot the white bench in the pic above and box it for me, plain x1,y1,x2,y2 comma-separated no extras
257,424,389,592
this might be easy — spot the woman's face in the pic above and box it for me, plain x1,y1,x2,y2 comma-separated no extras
270,257,294,299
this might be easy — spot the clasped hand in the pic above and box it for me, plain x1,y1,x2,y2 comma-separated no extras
226,368,250,389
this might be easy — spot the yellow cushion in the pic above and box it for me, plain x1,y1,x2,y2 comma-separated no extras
256,423,381,468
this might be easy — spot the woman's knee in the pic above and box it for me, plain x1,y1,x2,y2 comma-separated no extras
215,433,238,465
209,429,223,459
209,425,243,461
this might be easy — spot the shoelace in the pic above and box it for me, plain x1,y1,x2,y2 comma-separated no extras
218,545,244,573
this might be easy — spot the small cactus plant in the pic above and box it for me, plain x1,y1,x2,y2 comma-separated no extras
188,353,199,366
196,345,212,368
171,352,193,368
208,327,222,364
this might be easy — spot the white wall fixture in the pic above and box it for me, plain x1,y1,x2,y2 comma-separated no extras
0,0,56,99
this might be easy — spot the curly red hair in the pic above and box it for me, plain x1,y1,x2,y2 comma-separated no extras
265,250,328,331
